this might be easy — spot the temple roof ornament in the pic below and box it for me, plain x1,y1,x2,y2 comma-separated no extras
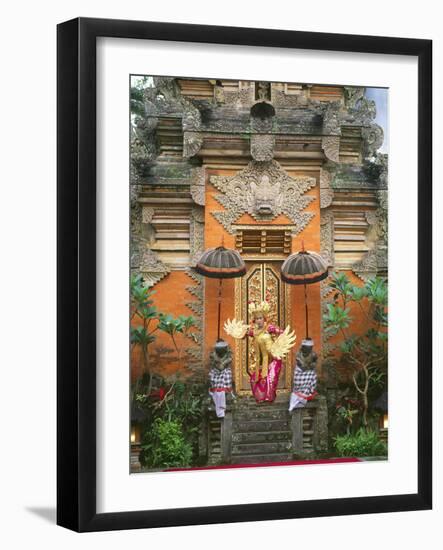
209,160,316,235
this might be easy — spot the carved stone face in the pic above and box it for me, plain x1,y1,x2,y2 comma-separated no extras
252,175,279,217
214,340,228,357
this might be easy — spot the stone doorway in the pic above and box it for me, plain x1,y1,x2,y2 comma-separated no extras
234,262,293,395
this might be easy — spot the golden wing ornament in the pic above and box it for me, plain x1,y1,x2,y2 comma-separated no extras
224,318,249,339
270,326,296,359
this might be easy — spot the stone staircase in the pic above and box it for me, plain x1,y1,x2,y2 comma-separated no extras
230,395,293,464
202,393,328,466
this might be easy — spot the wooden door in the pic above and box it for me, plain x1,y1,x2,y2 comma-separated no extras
234,262,293,394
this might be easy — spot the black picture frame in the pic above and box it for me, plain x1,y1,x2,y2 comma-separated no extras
57,17,432,532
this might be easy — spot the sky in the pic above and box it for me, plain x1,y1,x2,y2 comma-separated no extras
365,87,389,154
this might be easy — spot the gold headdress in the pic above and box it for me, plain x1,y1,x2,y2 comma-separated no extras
248,300,271,318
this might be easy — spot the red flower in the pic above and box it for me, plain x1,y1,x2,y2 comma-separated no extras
158,387,166,400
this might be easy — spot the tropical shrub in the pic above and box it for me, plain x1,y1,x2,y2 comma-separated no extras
334,428,387,457
157,314,197,369
130,274,159,376
135,377,204,465
323,273,388,428
140,418,192,469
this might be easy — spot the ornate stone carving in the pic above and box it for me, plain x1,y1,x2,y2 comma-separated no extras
250,134,275,161
343,87,365,109
131,134,157,177
376,190,388,246
320,210,334,267
323,101,342,135
185,269,204,362
183,131,203,159
182,104,202,131
139,248,170,287
320,166,334,209
256,81,271,101
352,249,378,281
190,167,206,206
222,84,254,107
352,189,388,280
365,210,378,226
209,160,316,235
322,136,340,163
250,116,273,133
350,96,376,125
189,206,205,264
319,188,333,209
141,206,155,224
271,89,309,108
362,124,384,157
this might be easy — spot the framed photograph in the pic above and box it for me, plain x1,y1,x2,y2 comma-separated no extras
57,17,432,532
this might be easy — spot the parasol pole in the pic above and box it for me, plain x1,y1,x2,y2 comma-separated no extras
304,279,309,340
217,278,223,341
301,240,309,339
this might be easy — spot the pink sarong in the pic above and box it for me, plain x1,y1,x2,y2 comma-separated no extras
249,358,282,403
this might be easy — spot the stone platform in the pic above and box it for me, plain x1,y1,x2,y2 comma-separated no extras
201,393,328,466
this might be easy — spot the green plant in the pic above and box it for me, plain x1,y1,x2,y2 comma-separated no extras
137,378,204,462
157,314,196,369
335,398,360,435
140,418,192,469
324,273,388,428
334,428,387,457
130,274,159,395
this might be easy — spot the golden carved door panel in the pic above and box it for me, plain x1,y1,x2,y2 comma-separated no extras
234,262,292,394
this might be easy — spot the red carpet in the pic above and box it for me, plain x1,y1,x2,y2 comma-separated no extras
167,457,361,472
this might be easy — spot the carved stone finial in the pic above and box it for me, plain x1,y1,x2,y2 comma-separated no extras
190,167,206,206
250,134,275,161
322,136,340,163
183,131,203,159
139,249,170,287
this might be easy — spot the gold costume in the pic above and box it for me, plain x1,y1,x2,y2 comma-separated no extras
224,301,296,403
251,327,273,378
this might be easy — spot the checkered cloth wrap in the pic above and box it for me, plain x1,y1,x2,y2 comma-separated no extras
292,366,317,399
209,367,233,392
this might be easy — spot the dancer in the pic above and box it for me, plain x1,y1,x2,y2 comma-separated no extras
224,301,296,403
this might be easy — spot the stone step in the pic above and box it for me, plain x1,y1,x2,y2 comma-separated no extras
232,441,292,455
233,396,290,409
230,453,294,465
234,419,290,432
232,431,291,444
233,408,290,421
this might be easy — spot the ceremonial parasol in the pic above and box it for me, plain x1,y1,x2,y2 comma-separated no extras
281,243,328,339
194,245,246,341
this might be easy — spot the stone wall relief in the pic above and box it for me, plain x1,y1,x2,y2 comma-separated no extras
209,160,316,235
352,190,388,281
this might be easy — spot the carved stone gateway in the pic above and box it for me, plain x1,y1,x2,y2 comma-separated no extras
209,160,316,234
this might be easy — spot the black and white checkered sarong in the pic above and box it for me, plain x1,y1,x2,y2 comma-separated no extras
292,366,317,398
209,368,233,391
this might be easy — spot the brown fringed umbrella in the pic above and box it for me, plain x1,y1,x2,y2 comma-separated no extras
194,246,246,341
281,243,328,339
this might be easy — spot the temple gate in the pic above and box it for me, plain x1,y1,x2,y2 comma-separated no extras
131,77,387,464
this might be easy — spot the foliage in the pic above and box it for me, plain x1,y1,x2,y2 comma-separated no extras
323,272,388,428
136,377,205,468
130,76,151,117
334,428,387,457
140,418,192,469
157,314,197,369
130,274,159,380
335,397,361,435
